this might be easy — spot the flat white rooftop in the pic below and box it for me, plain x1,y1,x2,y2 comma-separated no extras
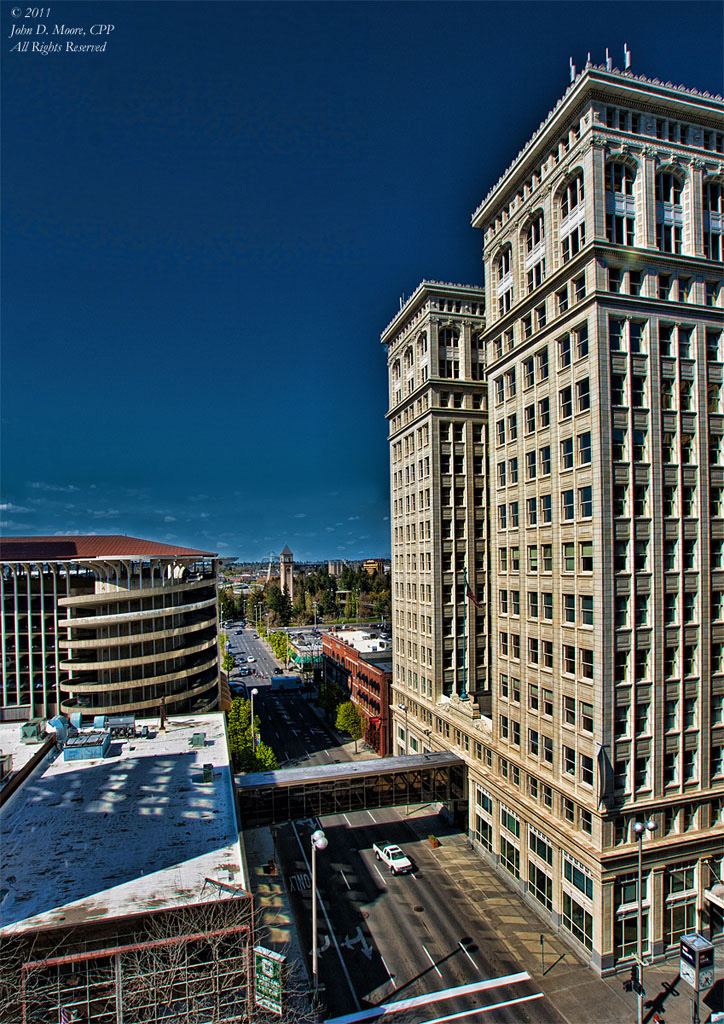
328,629,391,654
0,713,244,935
0,725,50,780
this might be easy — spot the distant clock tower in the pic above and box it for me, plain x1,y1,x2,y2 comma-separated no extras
280,546,294,601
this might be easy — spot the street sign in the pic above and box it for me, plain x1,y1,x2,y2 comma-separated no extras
254,945,286,1015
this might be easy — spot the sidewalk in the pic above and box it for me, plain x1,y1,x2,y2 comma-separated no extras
241,823,313,1019
402,812,722,1024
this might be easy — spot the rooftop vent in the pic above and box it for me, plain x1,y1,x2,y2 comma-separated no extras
20,720,45,744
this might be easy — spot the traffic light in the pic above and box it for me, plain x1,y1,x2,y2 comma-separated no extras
624,964,643,994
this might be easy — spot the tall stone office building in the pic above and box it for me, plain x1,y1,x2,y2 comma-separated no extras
383,64,724,972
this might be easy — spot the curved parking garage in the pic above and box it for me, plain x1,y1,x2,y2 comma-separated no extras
0,535,220,719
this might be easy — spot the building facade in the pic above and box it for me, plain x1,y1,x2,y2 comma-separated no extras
1,536,219,719
323,629,393,755
384,64,724,972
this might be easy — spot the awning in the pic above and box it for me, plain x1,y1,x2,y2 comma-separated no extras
704,884,724,910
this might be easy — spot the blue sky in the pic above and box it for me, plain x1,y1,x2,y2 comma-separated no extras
2,1,722,560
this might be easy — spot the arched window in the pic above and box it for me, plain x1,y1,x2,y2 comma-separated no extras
496,247,513,315
656,171,683,253
703,181,723,261
525,214,545,292
391,359,400,382
560,172,585,262
605,162,636,245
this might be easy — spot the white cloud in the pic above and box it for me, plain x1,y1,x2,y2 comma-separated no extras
87,508,121,519
29,481,79,493
164,515,176,523
294,513,307,519
0,503,31,513
348,515,360,521
0,518,33,529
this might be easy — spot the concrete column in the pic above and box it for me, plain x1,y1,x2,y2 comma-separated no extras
641,147,658,249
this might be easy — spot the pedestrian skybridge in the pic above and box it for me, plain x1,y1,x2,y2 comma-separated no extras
235,751,466,828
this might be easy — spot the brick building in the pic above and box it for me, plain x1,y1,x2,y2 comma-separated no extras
322,629,393,755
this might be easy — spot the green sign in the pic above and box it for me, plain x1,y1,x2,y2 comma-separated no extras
254,945,285,1015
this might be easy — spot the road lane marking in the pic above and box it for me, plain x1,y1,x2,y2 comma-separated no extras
343,814,352,826
373,864,387,885
458,940,479,970
340,869,351,890
379,954,393,979
366,810,376,822
423,992,545,1022
422,944,442,977
324,972,534,1023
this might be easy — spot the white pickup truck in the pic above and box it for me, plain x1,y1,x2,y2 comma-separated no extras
372,842,413,875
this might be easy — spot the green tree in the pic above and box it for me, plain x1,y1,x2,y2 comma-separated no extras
336,701,363,753
317,676,343,721
218,588,235,622
226,697,279,773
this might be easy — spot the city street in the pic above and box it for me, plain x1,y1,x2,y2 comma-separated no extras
246,677,553,1022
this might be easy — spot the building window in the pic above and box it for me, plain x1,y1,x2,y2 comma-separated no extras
529,862,553,910
577,378,590,412
560,386,572,419
579,486,593,518
538,397,550,427
560,172,586,262
497,247,514,314
656,172,683,253
606,162,636,245
526,214,546,292
663,864,697,948
500,836,520,878
703,181,723,261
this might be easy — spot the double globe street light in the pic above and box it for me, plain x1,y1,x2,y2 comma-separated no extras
632,818,657,1024
310,829,328,998
250,687,259,750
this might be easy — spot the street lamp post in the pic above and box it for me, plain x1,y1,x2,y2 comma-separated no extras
311,828,328,997
633,818,657,1024
250,687,259,750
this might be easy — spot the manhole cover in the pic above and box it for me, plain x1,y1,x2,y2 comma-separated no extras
413,906,424,913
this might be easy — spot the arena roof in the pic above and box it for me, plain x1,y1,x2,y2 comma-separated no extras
0,535,216,561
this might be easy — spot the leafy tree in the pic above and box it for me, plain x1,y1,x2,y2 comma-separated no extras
218,588,235,622
246,586,265,626
226,697,278,772
317,676,343,721
222,650,235,673
336,701,363,752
